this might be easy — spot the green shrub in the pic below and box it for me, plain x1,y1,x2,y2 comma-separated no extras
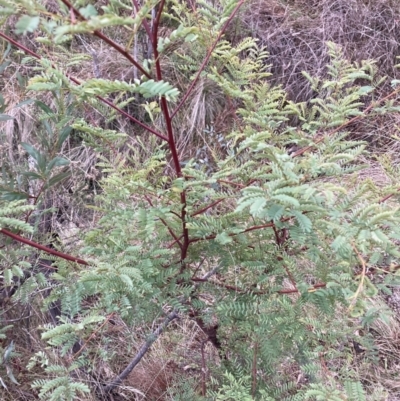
1,0,400,399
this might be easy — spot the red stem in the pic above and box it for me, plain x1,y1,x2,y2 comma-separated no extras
0,31,39,59
379,188,400,203
191,199,224,217
152,0,179,173
144,195,182,249
131,0,152,39
0,228,88,265
154,0,165,34
151,0,190,264
168,235,184,249
93,31,151,78
96,95,168,141
0,31,168,141
59,0,151,79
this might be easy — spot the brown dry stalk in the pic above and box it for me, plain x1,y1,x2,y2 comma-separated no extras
348,243,367,312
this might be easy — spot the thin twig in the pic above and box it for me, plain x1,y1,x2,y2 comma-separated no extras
131,0,152,39
379,187,400,203
191,199,224,217
59,0,151,78
149,0,191,268
144,195,183,249
168,235,184,249
171,0,246,118
72,313,115,359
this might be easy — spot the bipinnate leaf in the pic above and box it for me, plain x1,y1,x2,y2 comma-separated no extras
79,4,98,18
27,82,60,91
78,78,179,101
15,15,40,35
215,232,233,244
292,210,312,232
249,197,267,217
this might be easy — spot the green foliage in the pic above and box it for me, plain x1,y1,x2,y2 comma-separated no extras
209,372,256,401
0,200,34,231
30,359,90,401
2,0,400,399
15,15,40,34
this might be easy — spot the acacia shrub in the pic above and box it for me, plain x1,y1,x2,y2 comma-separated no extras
1,0,400,400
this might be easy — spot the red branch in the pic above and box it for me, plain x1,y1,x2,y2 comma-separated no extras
131,0,152,40
168,235,184,249
0,32,168,141
144,195,182,249
191,199,224,217
379,187,400,203
59,0,151,79
0,229,88,265
151,0,190,265
96,94,168,141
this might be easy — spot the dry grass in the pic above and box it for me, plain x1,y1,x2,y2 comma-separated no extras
241,0,400,162
244,0,400,101
360,297,400,400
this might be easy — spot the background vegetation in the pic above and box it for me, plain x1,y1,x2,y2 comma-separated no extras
2,0,400,400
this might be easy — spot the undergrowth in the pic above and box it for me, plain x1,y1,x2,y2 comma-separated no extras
1,0,400,400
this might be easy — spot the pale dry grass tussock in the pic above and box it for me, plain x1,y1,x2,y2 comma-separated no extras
241,0,400,164
358,297,400,399
244,0,400,102
79,315,217,400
